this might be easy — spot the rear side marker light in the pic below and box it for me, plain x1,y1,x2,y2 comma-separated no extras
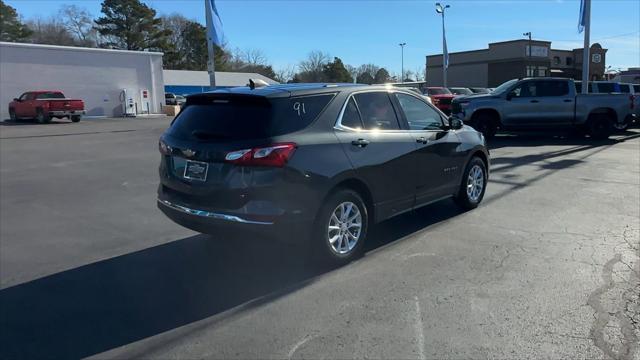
224,143,297,167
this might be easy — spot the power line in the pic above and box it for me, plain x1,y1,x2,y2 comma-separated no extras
550,31,639,42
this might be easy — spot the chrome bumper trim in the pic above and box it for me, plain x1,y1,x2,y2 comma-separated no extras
157,199,273,225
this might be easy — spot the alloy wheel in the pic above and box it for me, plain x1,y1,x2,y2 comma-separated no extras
466,164,484,202
327,202,362,255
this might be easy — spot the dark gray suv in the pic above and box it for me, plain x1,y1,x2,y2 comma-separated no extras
158,83,489,264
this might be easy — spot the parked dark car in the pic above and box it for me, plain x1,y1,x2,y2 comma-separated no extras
470,87,491,94
157,84,490,264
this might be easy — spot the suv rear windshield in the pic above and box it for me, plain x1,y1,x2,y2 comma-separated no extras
168,94,335,141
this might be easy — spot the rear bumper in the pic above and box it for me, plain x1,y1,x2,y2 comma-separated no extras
157,197,314,241
49,110,85,116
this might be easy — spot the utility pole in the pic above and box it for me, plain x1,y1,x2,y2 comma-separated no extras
436,3,450,87
523,32,532,77
205,0,216,89
399,42,406,83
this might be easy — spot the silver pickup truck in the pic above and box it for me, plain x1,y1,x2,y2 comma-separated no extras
451,77,636,139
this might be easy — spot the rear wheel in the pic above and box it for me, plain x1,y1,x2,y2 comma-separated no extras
588,114,612,140
71,115,81,123
472,113,497,139
36,109,50,124
612,115,631,132
312,189,368,266
454,157,487,210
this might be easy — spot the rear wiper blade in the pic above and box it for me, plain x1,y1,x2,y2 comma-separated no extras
191,130,229,140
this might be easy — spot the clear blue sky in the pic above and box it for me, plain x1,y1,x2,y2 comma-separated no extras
7,0,640,75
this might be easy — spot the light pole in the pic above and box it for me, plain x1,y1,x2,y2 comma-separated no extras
399,42,406,83
435,3,450,87
523,32,532,77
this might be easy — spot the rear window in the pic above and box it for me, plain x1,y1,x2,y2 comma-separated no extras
168,94,334,141
596,83,617,93
35,92,65,99
618,84,631,93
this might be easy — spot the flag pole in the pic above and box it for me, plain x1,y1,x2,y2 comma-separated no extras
205,0,216,90
580,0,591,94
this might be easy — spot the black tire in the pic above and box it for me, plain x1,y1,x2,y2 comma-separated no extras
472,113,498,139
9,109,17,122
588,114,612,140
71,115,81,123
36,108,50,124
454,156,488,210
311,189,368,266
612,115,631,132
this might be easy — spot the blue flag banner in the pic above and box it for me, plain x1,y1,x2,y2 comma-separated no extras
578,0,586,33
206,0,224,46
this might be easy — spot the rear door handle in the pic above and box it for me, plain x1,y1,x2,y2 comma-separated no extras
351,138,370,147
530,100,540,103
563,99,573,102
416,137,428,144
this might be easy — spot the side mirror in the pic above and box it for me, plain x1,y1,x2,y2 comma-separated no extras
13,98,19,102
448,116,463,130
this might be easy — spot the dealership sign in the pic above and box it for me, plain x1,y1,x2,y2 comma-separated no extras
525,45,549,57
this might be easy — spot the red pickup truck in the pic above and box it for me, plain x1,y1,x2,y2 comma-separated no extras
9,91,85,123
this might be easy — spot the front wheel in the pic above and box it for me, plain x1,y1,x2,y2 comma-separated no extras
454,157,488,210
71,115,81,122
312,189,368,266
588,114,612,140
472,114,497,139
9,109,17,122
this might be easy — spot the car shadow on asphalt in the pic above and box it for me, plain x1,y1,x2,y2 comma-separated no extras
0,201,463,359
483,130,640,206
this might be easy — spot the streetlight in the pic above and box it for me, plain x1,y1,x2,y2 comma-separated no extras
435,2,450,87
523,32,532,77
399,42,406,83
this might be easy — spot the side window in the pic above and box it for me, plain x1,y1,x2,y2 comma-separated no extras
19,93,30,101
340,97,363,129
395,93,443,130
353,92,400,130
510,82,536,98
618,84,630,93
537,81,569,97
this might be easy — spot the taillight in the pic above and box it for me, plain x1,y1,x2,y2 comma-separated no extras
224,142,297,167
159,139,172,155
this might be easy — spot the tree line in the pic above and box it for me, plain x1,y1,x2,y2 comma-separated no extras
0,0,424,84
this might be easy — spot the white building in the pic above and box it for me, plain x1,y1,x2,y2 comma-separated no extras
0,42,165,120
163,69,278,95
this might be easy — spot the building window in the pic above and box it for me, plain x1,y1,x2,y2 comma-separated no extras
566,57,573,66
553,56,561,65
526,66,535,77
538,66,548,77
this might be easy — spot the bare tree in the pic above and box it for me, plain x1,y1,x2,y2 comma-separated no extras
275,65,296,83
356,63,381,79
27,17,76,46
345,64,357,83
298,51,330,77
414,66,425,82
243,49,267,65
59,5,96,46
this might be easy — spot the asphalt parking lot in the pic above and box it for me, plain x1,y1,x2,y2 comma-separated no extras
1,117,638,359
